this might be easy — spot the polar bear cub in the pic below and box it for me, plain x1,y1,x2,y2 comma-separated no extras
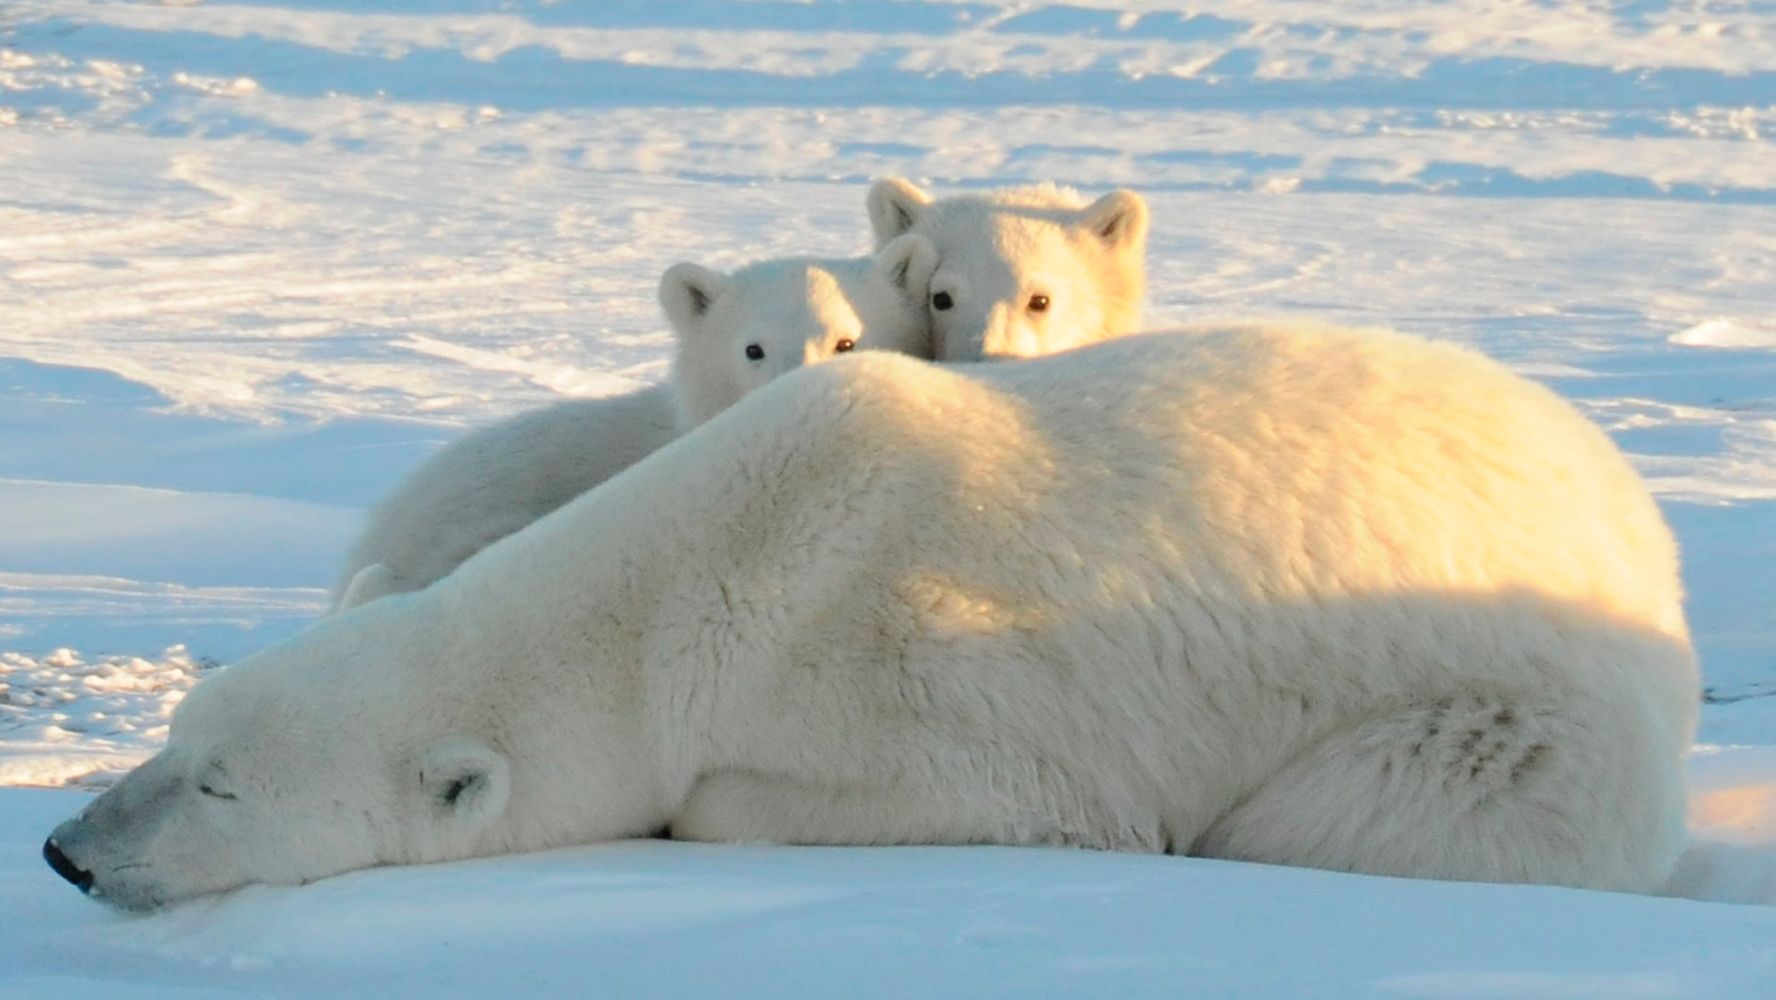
868,178,1148,361
330,235,938,609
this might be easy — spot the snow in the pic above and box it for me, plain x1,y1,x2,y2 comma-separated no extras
1672,319,1776,350
5,787,1776,1000
1,645,204,788
1,0,1773,995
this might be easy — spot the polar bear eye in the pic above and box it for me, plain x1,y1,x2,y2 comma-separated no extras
1027,294,1050,313
835,338,856,353
199,783,237,801
744,343,765,361
931,291,953,311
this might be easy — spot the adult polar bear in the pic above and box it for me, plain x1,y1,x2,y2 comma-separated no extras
332,237,938,609
46,326,1696,907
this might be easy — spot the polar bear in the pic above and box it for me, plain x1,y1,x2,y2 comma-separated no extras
47,325,1697,909
329,236,939,609
867,178,1148,361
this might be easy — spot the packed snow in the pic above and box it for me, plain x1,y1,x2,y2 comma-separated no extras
1,0,1773,996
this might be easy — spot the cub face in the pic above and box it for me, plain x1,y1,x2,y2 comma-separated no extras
659,235,938,429
868,178,1148,361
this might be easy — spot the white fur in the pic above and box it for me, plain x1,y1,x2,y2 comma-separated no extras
868,178,1148,361
328,238,938,607
52,325,1696,909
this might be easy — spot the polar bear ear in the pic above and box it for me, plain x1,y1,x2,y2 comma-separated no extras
873,233,939,306
659,263,729,336
1076,189,1149,254
867,177,934,248
337,563,395,612
418,738,511,835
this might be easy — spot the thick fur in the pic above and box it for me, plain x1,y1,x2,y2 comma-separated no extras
330,387,680,608
53,325,1696,909
868,178,1148,360
329,239,939,607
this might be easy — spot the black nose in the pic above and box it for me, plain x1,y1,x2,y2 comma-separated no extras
43,838,94,893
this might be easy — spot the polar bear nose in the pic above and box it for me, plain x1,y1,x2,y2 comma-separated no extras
43,837,94,893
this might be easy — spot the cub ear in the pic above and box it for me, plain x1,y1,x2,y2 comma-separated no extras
873,233,939,306
1076,189,1149,254
867,177,933,247
419,738,511,834
659,263,729,335
337,563,395,612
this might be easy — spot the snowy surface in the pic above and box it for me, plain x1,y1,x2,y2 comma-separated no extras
1,0,1773,995
4,789,1776,1000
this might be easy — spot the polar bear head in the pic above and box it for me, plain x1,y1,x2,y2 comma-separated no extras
867,179,1148,361
41,600,659,910
659,235,938,429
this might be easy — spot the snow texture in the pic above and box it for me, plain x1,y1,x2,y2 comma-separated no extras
1,0,1773,995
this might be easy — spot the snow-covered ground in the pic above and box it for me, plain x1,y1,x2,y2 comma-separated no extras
7,787,1776,1000
2,1,1773,995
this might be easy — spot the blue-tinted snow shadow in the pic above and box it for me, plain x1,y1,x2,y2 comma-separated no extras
1664,501,1776,707
0,357,446,508
8,828,1776,997
19,17,1776,202
1539,344,1776,417
0,358,451,655
1298,168,1776,205
191,0,994,34
1538,346,1776,704
1,606,322,663
23,19,1776,116
996,6,1246,41
656,162,1776,204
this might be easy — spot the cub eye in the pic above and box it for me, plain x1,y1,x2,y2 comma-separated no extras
1028,294,1050,313
835,338,856,353
199,784,237,801
744,343,765,361
931,291,953,311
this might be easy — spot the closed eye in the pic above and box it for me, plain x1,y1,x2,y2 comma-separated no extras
199,784,238,801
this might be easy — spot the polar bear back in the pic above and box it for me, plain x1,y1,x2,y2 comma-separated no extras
649,324,1695,736
551,323,1690,725
814,324,1684,635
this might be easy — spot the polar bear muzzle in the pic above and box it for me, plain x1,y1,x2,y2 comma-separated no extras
42,837,93,893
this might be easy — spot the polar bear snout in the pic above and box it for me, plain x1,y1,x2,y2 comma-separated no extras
42,800,161,908
42,836,93,893
42,808,158,908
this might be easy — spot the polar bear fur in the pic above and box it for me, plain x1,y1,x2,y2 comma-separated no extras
50,325,1696,909
868,178,1148,361
329,237,939,608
